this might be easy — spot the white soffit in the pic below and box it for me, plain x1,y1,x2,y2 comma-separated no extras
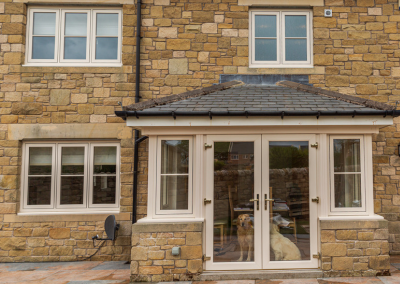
126,115,393,128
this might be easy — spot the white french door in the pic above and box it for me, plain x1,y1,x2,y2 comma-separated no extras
205,134,318,271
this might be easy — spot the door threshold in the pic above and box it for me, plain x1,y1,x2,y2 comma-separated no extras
200,269,323,280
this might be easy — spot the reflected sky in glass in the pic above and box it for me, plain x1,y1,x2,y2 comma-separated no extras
255,39,276,61
255,15,276,38
65,13,87,36
33,12,56,35
96,37,118,59
32,37,55,59
285,15,307,38
64,38,87,59
285,39,307,61
97,14,118,36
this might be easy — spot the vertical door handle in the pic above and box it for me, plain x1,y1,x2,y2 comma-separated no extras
265,194,274,210
250,194,259,210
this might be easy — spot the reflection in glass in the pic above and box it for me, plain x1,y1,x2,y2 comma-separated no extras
65,13,87,36
33,13,56,35
93,176,116,204
255,39,277,61
334,174,361,208
61,147,84,175
32,37,55,59
161,140,189,174
29,147,52,175
96,37,118,60
60,176,84,204
285,39,307,61
28,177,51,205
255,15,276,37
93,147,117,204
334,139,360,172
269,141,310,261
285,15,307,37
160,176,188,210
64,38,87,59
96,14,119,36
213,142,255,262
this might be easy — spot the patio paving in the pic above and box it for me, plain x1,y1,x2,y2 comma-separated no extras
1,257,400,283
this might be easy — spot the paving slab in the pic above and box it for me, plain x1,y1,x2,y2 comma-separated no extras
91,261,130,270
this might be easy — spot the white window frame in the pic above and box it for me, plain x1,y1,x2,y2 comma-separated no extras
155,136,193,216
249,10,313,68
329,135,366,214
21,141,120,213
25,7,122,67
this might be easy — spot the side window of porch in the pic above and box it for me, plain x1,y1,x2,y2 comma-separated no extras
329,136,365,213
156,138,192,215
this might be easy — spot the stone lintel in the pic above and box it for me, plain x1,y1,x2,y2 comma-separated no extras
8,123,127,140
132,222,203,233
238,0,324,6
14,0,132,4
14,66,124,74
320,219,388,230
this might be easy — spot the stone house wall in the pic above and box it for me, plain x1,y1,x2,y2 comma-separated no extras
0,1,140,261
321,220,390,277
131,222,203,282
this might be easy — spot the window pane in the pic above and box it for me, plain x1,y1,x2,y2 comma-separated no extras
285,39,307,61
255,15,276,38
32,37,55,59
161,140,189,174
334,174,362,208
60,176,84,205
95,37,118,60
93,176,116,204
28,177,51,205
94,147,117,174
61,147,84,175
29,147,52,175
285,15,307,37
33,12,56,35
160,175,188,210
65,13,87,36
334,139,361,172
255,39,277,61
96,13,118,36
64,37,87,60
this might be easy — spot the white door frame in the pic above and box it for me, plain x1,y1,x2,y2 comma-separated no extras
205,134,319,271
205,134,263,271
262,134,319,269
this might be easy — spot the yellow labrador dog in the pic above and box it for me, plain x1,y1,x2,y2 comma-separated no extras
270,223,301,261
237,214,254,262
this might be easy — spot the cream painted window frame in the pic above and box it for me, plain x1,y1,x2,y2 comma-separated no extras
155,136,193,216
21,141,120,213
329,135,367,215
249,10,313,68
26,7,122,67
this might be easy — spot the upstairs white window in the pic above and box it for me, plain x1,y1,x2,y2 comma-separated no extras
26,8,122,66
22,142,120,213
250,10,312,68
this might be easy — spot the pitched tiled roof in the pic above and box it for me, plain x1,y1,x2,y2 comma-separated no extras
118,81,398,118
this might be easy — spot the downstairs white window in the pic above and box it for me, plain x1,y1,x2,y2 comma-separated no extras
22,142,120,212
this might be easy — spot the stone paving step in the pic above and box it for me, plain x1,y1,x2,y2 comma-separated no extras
199,269,323,281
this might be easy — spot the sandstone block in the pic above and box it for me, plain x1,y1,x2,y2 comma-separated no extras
66,115,90,123
369,255,390,270
49,228,71,239
140,266,163,275
314,54,333,66
186,232,202,245
356,84,377,95
0,203,16,213
332,257,353,270
148,251,165,260
314,17,337,28
78,104,94,115
326,76,349,87
14,228,32,237
167,39,191,50
32,228,49,237
188,259,202,273
71,94,87,104
28,238,45,247
159,27,177,38
50,246,73,256
131,247,148,260
352,62,372,76
337,230,357,240
11,103,42,115
321,243,347,256
86,77,102,88
50,89,70,105
192,11,214,23
0,237,26,250
180,246,202,259
202,23,217,34
169,58,188,75
4,52,23,64
93,88,110,98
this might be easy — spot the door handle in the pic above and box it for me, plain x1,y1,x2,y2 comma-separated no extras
250,194,259,210
265,194,274,210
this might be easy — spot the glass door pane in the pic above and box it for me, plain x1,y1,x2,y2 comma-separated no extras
269,141,310,261
213,142,255,262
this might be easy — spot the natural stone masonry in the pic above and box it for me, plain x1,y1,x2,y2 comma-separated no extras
131,222,203,282
321,220,390,277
